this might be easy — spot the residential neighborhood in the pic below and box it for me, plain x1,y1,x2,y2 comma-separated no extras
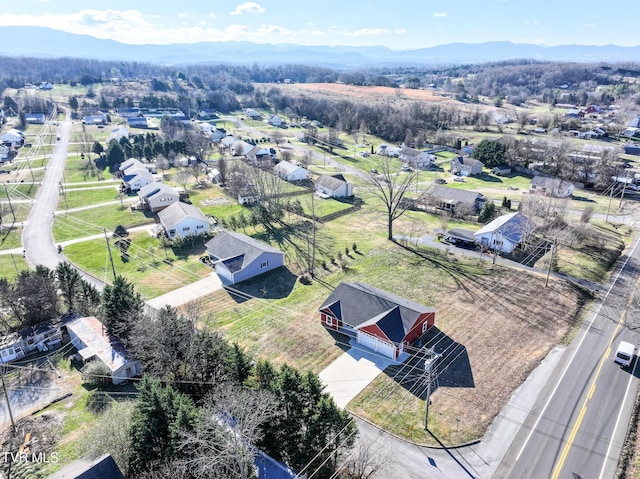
1,25,640,479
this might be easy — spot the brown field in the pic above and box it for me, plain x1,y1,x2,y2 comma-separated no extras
267,82,500,114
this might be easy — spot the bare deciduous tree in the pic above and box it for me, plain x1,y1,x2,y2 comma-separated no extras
174,169,193,190
367,157,420,240
339,441,396,479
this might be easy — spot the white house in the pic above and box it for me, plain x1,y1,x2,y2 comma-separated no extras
136,183,179,212
0,129,24,148
25,113,46,124
120,159,155,192
238,187,260,206
314,174,353,198
158,201,211,239
109,126,129,142
398,147,436,169
529,176,575,198
205,231,285,285
66,316,142,385
0,323,62,364
450,156,484,176
273,161,309,182
473,212,536,254
376,144,401,157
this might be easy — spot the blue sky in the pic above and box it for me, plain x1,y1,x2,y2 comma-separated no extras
1,0,638,49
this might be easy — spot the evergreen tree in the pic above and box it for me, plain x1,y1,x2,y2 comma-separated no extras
473,139,509,168
478,202,497,223
101,275,143,341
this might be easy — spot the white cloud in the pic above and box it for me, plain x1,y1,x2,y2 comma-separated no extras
433,12,447,18
345,28,391,37
394,28,407,35
178,13,188,19
230,2,265,16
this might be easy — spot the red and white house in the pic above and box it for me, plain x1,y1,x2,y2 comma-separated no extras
318,282,436,359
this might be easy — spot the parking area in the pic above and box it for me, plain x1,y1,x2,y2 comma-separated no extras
319,340,396,409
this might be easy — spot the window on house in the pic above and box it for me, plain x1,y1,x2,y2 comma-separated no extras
183,227,190,232
260,261,269,269
196,224,204,229
422,321,428,334
169,229,176,235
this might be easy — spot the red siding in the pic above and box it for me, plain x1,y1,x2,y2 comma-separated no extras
320,312,341,330
359,324,390,342
402,312,436,346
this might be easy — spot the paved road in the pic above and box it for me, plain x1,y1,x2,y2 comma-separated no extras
494,231,640,478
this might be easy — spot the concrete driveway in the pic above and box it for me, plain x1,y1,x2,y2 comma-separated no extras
319,341,396,409
146,272,223,310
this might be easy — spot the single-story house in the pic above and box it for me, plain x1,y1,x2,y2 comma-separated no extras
491,165,512,176
273,160,309,182
116,107,141,118
585,105,603,115
398,147,436,169
314,174,353,198
39,82,53,90
0,129,24,148
120,159,155,192
158,201,210,239
198,109,218,120
66,316,142,385
222,137,254,157
205,231,285,285
266,114,285,127
25,113,46,124
473,212,536,254
376,144,401,157
209,129,227,142
243,108,262,120
109,126,129,142
136,183,179,212
0,322,62,364
319,282,436,359
82,113,108,125
450,156,484,176
623,143,640,156
0,145,12,161
530,176,575,197
246,146,273,167
444,228,477,246
207,168,222,185
462,144,475,155
426,185,485,215
127,117,149,128
238,187,260,205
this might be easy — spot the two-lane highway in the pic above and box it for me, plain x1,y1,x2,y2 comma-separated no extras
495,234,640,478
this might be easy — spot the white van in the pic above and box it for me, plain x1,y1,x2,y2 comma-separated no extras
614,341,635,367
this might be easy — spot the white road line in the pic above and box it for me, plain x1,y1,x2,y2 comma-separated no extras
515,233,640,462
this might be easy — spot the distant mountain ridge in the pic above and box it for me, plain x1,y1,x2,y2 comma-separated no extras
0,26,639,67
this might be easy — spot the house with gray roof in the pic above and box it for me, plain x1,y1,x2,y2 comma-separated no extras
273,160,309,182
473,212,536,254
319,282,436,359
450,156,484,176
426,185,485,215
66,316,142,385
314,174,353,198
529,176,575,197
136,182,179,212
399,147,436,169
158,202,210,239
205,231,285,284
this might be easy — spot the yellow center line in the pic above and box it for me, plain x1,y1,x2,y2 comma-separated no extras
551,275,640,479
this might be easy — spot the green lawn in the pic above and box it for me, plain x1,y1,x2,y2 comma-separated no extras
63,232,212,298
52,204,154,242
64,154,112,183
58,186,123,209
0,251,28,278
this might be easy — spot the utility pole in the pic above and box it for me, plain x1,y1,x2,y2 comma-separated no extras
619,173,629,210
4,185,16,224
1,364,16,434
605,182,615,223
10,253,18,276
545,236,557,287
104,229,117,280
424,349,438,430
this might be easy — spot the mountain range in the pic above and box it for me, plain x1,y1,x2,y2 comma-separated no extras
1,26,639,68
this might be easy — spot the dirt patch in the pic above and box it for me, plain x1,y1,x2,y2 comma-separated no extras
268,83,498,114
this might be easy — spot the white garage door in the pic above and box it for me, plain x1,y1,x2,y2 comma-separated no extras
357,331,396,359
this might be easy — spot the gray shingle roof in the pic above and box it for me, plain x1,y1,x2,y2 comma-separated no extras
314,174,347,192
157,202,209,230
205,231,283,273
137,182,177,199
47,454,125,479
319,282,435,343
429,185,483,205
